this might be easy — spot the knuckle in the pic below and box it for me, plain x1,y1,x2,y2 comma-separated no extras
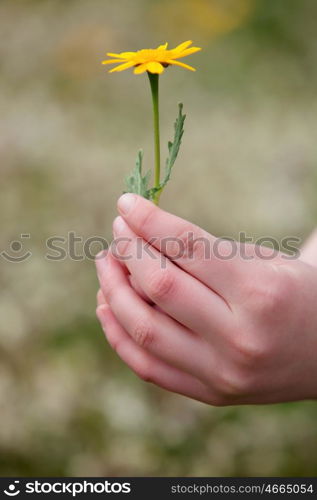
215,365,256,401
175,226,207,261
231,333,270,367
147,269,175,301
212,336,270,402
132,316,154,349
244,266,294,317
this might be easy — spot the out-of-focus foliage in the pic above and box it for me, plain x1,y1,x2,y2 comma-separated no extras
1,0,317,476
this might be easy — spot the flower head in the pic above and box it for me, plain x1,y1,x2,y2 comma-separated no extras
102,40,201,75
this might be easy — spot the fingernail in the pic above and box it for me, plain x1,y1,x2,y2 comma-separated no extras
117,193,136,215
113,216,127,236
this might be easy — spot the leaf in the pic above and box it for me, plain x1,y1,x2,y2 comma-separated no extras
164,102,186,181
124,149,152,198
124,104,186,202
146,103,186,200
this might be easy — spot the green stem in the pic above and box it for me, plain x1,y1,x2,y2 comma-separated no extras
147,72,161,205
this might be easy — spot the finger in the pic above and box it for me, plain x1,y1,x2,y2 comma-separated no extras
96,251,152,303
96,303,216,404
97,288,107,306
96,251,213,378
116,194,260,300
128,274,153,303
111,216,233,338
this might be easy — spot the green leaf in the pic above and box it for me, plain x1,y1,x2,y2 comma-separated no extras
164,102,186,180
124,104,186,202
146,103,186,200
124,149,152,198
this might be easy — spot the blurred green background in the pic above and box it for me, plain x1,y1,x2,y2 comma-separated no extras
1,0,317,476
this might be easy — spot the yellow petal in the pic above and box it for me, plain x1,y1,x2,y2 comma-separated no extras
166,59,196,71
133,63,149,74
118,51,136,58
109,60,136,72
156,42,168,50
102,59,125,65
176,47,202,58
107,52,135,59
172,40,193,53
146,61,164,74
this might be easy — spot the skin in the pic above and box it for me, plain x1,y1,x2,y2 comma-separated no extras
96,194,317,406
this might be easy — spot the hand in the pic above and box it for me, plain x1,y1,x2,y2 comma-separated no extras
96,194,317,405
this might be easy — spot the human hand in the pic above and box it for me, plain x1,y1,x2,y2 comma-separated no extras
96,194,317,405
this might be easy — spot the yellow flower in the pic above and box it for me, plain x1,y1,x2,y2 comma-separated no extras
102,40,201,74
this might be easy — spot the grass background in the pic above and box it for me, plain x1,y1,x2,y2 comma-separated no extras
1,0,317,476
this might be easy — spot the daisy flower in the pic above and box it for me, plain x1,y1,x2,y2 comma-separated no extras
102,40,201,75
102,41,201,204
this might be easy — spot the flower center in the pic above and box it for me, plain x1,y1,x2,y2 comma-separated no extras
134,48,169,64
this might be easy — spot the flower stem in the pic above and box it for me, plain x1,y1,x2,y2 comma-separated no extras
147,72,161,205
